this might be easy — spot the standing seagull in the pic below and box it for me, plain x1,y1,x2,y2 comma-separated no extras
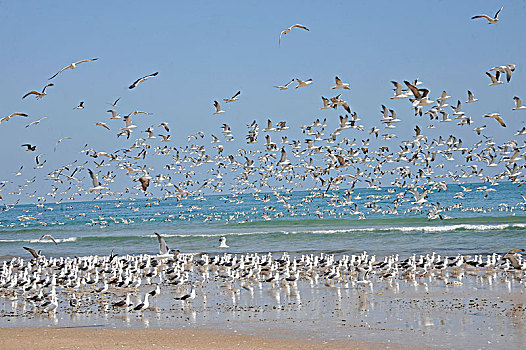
22,83,54,99
279,24,309,46
49,58,98,80
129,72,158,89
471,7,503,24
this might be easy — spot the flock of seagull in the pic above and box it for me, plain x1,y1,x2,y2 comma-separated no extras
1,235,525,316
0,7,526,320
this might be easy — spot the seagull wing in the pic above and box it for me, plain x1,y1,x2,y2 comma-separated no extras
291,24,309,31
494,6,503,18
471,14,492,21
88,169,99,187
154,232,169,255
23,246,39,258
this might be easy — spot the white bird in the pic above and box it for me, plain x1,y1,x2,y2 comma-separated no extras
483,113,506,127
274,79,294,90
465,90,478,103
279,24,309,46
49,58,98,80
512,97,526,111
489,64,516,83
330,76,350,90
74,101,85,109
223,91,240,103
88,169,106,192
133,293,150,311
471,7,503,24
25,116,47,128
213,100,225,115
295,78,312,88
22,83,54,99
154,232,170,256
219,236,229,248
1,112,28,124
485,71,503,86
277,147,291,166
129,72,158,89
95,122,110,130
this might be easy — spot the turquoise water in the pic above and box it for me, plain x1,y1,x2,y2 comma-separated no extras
1,182,525,258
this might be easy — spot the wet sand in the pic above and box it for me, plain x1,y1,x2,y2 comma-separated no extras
0,327,395,350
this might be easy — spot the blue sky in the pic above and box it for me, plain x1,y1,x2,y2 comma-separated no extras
1,1,525,202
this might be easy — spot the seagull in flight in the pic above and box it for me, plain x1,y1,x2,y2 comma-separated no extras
39,234,58,245
21,144,37,151
1,112,28,124
74,101,85,109
129,72,158,89
331,76,350,90
22,83,54,99
295,78,312,88
49,58,98,80
213,100,225,115
483,113,506,127
88,169,106,192
471,7,503,24
513,96,526,111
279,24,309,46
223,91,241,103
25,116,47,128
154,232,170,256
274,79,294,90
465,90,478,103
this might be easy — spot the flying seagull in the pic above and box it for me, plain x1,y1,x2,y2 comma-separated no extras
513,96,526,111
49,58,98,80
129,72,158,89
295,78,312,88
25,116,47,128
274,79,295,90
21,144,37,151
88,169,105,192
1,112,28,124
223,91,241,103
331,76,350,90
154,232,170,256
23,246,42,259
483,113,506,127
22,83,54,99
39,234,58,245
471,7,503,24
279,24,309,46
213,100,225,115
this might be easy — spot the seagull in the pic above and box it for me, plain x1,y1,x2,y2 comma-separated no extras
88,169,106,192
21,144,37,151
138,175,151,191
54,137,71,151
465,90,478,103
1,112,28,124
23,246,42,259
277,147,291,166
485,71,503,86
279,24,309,46
219,236,229,248
49,58,98,80
133,293,150,311
471,7,503,24
295,78,312,88
22,83,54,99
25,116,47,128
331,76,350,90
513,96,526,111
490,64,516,83
213,100,225,115
107,109,121,119
74,101,85,109
483,113,506,127
274,79,294,90
158,122,170,132
95,122,110,130
129,72,158,89
223,91,241,103
154,232,170,256
175,287,196,302
39,234,58,245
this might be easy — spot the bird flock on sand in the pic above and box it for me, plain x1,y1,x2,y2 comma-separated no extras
0,7,525,318
1,236,525,316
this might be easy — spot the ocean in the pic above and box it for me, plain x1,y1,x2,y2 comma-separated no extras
1,182,525,259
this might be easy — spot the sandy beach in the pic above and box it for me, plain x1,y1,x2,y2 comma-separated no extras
0,327,403,350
